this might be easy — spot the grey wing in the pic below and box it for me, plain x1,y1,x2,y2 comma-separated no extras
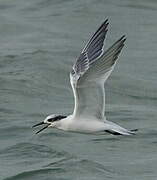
70,20,126,120
71,19,109,78
80,36,126,82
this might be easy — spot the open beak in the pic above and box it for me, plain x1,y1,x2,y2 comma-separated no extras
32,122,49,134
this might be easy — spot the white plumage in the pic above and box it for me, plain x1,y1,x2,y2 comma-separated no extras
33,19,137,136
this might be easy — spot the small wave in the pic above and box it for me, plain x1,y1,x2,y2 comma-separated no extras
0,142,70,161
45,157,115,176
4,168,64,180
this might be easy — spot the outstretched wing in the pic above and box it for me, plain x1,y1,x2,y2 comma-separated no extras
70,20,126,120
71,19,109,78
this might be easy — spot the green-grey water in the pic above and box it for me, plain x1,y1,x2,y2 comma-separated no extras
0,0,157,179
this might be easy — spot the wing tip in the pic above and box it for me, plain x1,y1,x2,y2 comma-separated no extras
103,18,109,24
118,35,127,48
100,18,109,30
120,35,127,41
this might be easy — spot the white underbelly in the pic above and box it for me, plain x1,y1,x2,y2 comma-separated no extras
58,118,106,133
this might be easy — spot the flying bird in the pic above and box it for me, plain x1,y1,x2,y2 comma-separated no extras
33,19,137,135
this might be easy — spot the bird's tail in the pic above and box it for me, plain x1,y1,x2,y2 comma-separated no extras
105,129,137,135
105,121,138,136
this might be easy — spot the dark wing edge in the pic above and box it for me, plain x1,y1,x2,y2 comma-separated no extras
78,35,126,82
71,19,109,77
82,19,109,55
98,35,126,71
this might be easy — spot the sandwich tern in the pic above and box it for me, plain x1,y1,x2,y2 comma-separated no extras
33,19,137,135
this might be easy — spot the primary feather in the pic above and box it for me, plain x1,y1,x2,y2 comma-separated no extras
70,19,126,120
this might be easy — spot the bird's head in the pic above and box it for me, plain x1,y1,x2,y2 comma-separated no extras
32,114,67,134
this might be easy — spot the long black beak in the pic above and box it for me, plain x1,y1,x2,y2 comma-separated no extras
32,122,49,134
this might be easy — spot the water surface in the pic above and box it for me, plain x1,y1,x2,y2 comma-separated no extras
0,0,157,179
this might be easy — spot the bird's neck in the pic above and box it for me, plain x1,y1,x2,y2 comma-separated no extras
55,115,72,131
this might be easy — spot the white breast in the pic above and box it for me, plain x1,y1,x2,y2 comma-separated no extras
56,115,106,133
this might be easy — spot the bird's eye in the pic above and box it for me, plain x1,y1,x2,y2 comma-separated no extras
46,115,67,123
47,118,53,122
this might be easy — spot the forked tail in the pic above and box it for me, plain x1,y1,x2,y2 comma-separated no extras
105,128,138,135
